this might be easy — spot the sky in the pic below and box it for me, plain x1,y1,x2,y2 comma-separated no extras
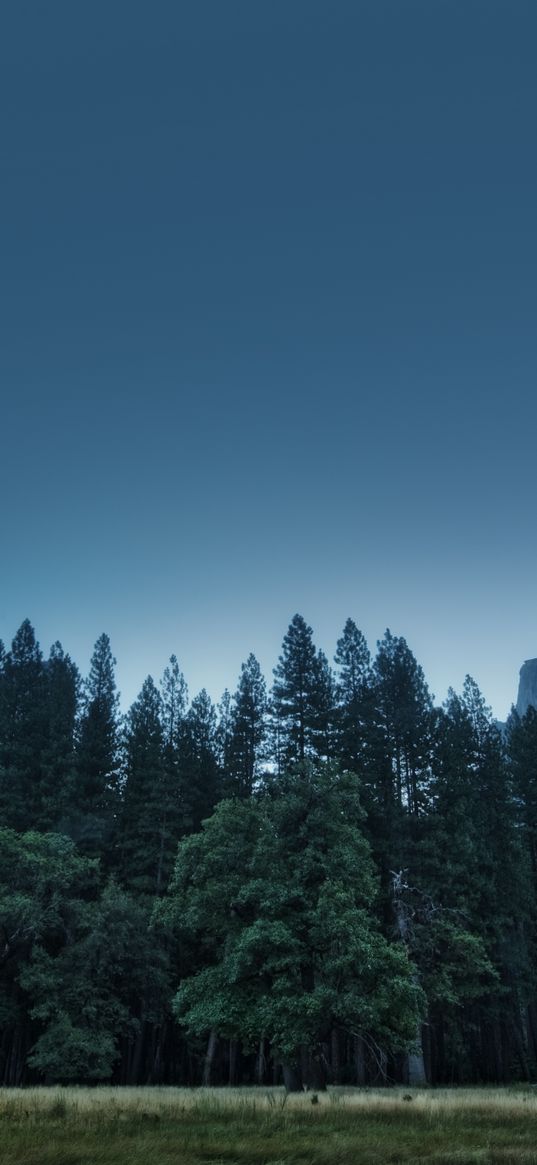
1,0,536,719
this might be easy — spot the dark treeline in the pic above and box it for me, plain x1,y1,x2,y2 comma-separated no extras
1,614,537,1090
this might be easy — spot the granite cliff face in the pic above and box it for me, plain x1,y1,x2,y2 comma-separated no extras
516,658,537,717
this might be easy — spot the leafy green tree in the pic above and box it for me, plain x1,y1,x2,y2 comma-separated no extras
165,765,422,1089
0,828,97,1084
21,880,170,1083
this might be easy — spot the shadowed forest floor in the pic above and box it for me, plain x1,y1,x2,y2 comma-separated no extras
3,1085,537,1164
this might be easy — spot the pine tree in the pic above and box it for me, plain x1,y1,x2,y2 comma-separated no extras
272,615,334,770
119,677,166,895
39,643,80,832
224,654,267,798
75,634,120,860
334,618,372,773
372,630,433,822
180,690,221,831
508,705,537,879
158,655,189,885
161,656,188,749
216,689,233,780
0,621,47,831
415,681,531,1082
508,706,537,1073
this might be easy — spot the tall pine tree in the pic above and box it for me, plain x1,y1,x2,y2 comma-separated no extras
334,618,372,774
0,621,47,831
224,654,267,797
272,615,334,770
75,634,120,861
180,690,221,831
120,677,166,895
39,643,80,832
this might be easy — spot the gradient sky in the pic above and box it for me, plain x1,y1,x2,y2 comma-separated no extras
1,0,536,718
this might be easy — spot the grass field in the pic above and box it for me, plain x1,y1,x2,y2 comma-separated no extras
2,1085,537,1164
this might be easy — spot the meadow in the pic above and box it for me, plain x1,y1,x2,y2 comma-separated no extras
2,1086,537,1165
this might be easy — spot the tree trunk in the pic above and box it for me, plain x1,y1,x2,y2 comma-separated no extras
306,1054,328,1091
281,1061,302,1092
129,1019,147,1084
255,1038,266,1086
391,874,427,1084
407,1026,427,1085
354,1034,366,1085
331,1029,341,1084
527,1003,537,1065
228,1038,238,1086
422,1018,432,1085
203,1029,218,1087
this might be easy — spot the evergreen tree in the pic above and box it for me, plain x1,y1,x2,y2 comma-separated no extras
272,615,334,770
0,621,47,831
180,690,221,831
158,655,189,883
508,705,537,880
415,681,531,1082
0,827,98,1085
225,654,267,798
371,631,433,834
160,655,188,749
76,634,120,860
39,643,80,832
334,618,372,773
216,689,233,779
119,677,166,895
508,705,537,1072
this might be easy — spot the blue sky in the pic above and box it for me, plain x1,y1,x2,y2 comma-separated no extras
1,0,536,717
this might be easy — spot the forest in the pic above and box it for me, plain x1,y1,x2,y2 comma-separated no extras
1,614,536,1091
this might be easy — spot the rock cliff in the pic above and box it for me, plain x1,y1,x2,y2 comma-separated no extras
516,658,537,717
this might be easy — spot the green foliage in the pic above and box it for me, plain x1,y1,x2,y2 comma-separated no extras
0,827,97,951
166,765,423,1064
1,613,536,1088
26,1012,117,1080
20,880,169,1082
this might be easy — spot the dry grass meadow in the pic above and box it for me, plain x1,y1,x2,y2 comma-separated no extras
3,1084,537,1164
